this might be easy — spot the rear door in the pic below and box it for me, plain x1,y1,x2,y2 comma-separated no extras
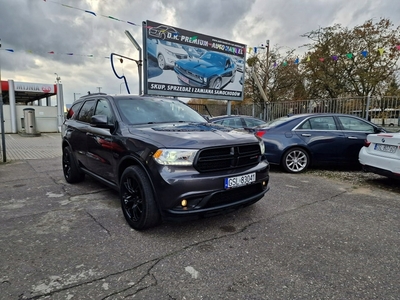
336,115,377,163
68,99,96,169
294,116,346,164
85,98,118,183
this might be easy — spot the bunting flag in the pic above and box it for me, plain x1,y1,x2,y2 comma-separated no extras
43,0,140,26
1,48,106,58
247,44,400,67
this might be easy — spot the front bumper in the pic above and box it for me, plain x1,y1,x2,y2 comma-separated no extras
148,160,270,219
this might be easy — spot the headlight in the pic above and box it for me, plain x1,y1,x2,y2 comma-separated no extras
259,139,265,155
165,49,174,56
153,149,198,166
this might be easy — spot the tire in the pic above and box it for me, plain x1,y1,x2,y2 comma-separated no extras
157,54,166,69
282,147,310,173
120,166,161,230
211,78,222,89
62,146,85,183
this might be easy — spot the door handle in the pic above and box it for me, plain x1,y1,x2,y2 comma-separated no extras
301,134,311,137
347,136,358,139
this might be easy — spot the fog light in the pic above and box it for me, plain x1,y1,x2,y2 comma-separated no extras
181,199,187,207
262,181,266,186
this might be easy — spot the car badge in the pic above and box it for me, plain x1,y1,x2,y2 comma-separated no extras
381,138,385,143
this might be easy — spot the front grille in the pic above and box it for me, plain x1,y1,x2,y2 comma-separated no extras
195,144,261,172
176,54,188,59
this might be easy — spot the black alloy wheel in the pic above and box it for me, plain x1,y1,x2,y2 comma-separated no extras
62,146,85,183
120,166,161,230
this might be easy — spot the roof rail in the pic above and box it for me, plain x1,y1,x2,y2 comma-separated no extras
79,92,108,99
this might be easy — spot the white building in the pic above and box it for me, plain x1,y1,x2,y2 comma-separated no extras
0,79,64,133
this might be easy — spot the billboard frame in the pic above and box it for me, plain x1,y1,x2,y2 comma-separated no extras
142,20,246,101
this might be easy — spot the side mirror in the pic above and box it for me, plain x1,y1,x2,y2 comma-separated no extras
91,115,114,130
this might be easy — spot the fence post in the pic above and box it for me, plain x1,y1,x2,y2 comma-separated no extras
365,94,371,121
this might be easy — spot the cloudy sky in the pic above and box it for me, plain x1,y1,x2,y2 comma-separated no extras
0,0,399,105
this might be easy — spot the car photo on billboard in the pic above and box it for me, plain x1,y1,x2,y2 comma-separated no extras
144,20,246,100
174,51,237,90
147,38,188,70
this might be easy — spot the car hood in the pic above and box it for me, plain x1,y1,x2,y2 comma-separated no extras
128,122,257,149
176,59,220,76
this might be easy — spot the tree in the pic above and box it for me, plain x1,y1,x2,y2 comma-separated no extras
301,18,400,98
244,46,303,107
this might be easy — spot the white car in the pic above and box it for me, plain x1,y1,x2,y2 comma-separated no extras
359,132,400,179
147,39,188,70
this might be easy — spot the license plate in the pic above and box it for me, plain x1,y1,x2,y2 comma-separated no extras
178,74,190,84
374,144,397,153
224,173,256,189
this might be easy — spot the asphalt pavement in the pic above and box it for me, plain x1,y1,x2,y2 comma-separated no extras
0,133,399,299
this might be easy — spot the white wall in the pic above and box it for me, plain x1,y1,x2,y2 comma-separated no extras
1,105,59,133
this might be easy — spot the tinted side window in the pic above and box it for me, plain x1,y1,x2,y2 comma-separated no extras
309,116,337,130
94,99,115,125
66,102,83,120
338,116,375,133
222,118,242,128
77,100,96,123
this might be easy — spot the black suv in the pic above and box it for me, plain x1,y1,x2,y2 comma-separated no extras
62,94,270,230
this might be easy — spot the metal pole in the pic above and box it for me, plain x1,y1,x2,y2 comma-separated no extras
125,31,143,95
0,39,7,162
264,40,270,120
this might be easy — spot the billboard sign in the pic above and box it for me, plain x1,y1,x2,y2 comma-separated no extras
143,20,246,101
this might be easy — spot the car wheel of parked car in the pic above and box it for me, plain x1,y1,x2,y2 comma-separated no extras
120,166,161,230
157,54,166,69
282,147,310,173
211,78,222,89
62,146,85,183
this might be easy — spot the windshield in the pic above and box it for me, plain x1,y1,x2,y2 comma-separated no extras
116,97,207,125
159,40,181,48
200,52,226,67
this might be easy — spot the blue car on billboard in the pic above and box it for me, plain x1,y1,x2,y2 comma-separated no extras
174,51,236,89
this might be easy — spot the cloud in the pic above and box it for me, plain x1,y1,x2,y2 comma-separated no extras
0,0,398,104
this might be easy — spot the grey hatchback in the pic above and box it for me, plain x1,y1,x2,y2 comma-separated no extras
62,94,270,230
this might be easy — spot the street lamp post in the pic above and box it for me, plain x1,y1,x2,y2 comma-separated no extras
54,73,61,84
0,38,7,162
73,93,81,101
125,30,143,95
264,40,270,120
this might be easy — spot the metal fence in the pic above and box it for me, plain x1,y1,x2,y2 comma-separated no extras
189,96,400,127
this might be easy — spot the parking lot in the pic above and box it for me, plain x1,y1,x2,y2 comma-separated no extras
0,134,399,299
